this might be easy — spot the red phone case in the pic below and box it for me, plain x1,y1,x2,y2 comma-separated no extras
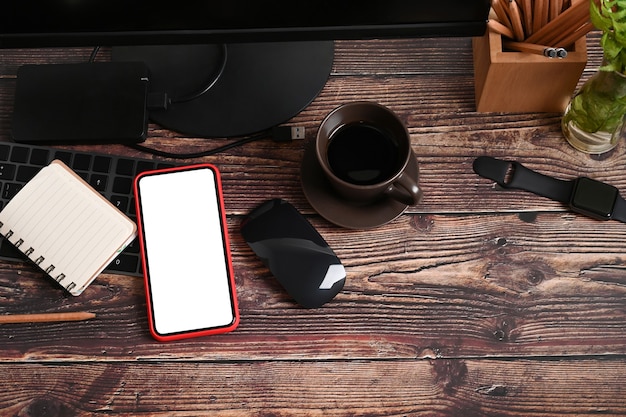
134,163,239,341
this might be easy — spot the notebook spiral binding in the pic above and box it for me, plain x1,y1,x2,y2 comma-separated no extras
0,224,76,292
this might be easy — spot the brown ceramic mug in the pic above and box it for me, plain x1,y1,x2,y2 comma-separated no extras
315,101,421,205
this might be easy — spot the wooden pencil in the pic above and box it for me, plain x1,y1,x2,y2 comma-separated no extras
491,0,513,29
532,0,549,34
526,0,589,45
551,21,595,48
488,19,516,39
0,311,96,324
540,6,590,46
519,0,534,36
503,40,558,56
549,0,564,20
508,0,526,41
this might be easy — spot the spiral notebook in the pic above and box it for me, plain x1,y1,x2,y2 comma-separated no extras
0,160,137,296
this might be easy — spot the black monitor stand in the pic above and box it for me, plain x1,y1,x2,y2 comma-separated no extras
112,41,334,138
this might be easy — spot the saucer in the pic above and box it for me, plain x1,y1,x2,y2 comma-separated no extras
300,142,419,229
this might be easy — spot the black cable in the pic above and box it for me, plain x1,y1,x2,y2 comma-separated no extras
89,46,101,63
127,130,269,159
170,44,228,104
127,126,305,159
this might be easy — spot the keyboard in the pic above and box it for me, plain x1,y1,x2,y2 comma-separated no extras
0,141,175,277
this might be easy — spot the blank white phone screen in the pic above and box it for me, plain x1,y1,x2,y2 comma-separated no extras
137,167,235,335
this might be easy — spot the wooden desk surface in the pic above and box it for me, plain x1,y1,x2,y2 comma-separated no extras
1,34,625,416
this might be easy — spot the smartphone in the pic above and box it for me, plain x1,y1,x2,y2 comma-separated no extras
134,164,239,341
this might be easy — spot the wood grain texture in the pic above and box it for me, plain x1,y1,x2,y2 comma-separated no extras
1,32,625,416
1,360,625,416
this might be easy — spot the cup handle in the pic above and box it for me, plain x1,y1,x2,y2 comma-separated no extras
384,172,421,205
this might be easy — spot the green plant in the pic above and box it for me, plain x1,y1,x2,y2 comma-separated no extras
565,69,626,132
591,0,626,73
561,0,626,136
561,0,626,152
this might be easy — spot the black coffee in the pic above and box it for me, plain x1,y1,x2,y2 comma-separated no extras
327,123,401,185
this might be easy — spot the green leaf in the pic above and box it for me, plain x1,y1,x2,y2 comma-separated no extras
565,69,626,133
602,34,622,58
591,0,612,30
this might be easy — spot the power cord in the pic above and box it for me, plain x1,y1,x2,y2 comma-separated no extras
87,46,306,158
167,44,227,105
128,126,306,159
89,46,101,63
89,45,228,110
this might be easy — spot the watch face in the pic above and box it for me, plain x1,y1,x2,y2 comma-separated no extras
570,177,618,220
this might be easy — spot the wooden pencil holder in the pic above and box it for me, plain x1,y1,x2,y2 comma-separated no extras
472,30,587,113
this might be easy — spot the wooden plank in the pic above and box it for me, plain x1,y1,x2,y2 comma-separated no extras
0,359,624,416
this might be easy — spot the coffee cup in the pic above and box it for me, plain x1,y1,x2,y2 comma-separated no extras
315,101,421,206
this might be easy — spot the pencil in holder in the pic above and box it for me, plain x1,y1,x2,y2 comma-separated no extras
472,29,587,113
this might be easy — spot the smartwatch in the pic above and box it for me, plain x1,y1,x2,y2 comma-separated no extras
473,156,626,223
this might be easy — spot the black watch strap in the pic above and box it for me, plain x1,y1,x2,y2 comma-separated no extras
611,193,626,223
473,156,573,201
473,156,626,223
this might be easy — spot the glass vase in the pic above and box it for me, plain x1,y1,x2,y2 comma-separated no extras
562,69,626,154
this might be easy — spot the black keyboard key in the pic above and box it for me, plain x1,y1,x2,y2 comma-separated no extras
0,163,16,180
106,253,140,274
125,239,140,253
54,151,73,165
116,159,135,176
30,149,50,166
73,154,92,171
77,171,89,182
93,156,112,173
0,145,11,161
10,147,29,163
136,161,156,175
111,195,129,213
128,197,136,216
16,165,41,183
2,183,22,200
90,174,108,192
113,177,133,194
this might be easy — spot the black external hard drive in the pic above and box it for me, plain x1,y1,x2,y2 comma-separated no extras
12,62,149,144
